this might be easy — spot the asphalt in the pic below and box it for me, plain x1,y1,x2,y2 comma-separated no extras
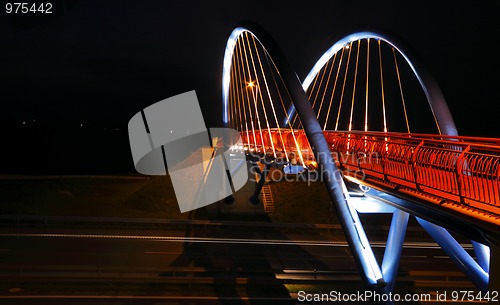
0,221,476,305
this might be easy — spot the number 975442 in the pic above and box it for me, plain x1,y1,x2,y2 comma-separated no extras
6,3,52,14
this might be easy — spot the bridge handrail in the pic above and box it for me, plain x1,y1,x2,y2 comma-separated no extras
323,130,500,149
325,132,500,214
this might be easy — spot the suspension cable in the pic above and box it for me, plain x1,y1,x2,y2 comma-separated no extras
393,48,411,134
348,40,361,132
324,47,345,130
233,52,245,135
229,56,237,129
293,56,330,129
335,42,353,131
242,32,266,153
364,38,370,133
267,57,306,166
252,34,287,159
237,37,258,150
230,51,241,132
311,59,329,115
317,52,337,120
233,39,250,146
307,69,321,101
378,40,388,133
246,32,276,157
265,52,295,162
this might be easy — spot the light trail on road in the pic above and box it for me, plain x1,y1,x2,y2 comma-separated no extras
0,232,472,249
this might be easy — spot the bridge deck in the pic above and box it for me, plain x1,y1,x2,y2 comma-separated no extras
240,129,500,228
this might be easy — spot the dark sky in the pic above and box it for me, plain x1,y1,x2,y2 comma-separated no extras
0,1,499,173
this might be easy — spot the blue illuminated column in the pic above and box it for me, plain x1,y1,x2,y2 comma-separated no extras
416,217,489,292
489,241,500,294
382,209,409,292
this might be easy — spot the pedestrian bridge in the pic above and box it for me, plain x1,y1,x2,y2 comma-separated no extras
221,23,500,301
242,128,500,226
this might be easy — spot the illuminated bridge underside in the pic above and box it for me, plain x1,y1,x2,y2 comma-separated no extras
243,129,500,227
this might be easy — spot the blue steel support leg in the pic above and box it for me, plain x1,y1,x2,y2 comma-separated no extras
472,240,490,274
489,241,500,296
382,209,409,292
416,217,489,292
340,182,386,287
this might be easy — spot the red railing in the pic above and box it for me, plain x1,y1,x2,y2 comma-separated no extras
326,131,500,213
242,129,500,217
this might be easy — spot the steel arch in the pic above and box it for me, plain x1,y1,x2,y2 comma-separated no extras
296,31,458,136
221,22,393,301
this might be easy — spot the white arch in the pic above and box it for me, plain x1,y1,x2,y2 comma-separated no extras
298,31,457,136
221,25,385,285
222,27,247,125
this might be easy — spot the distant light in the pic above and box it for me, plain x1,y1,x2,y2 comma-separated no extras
80,124,83,127
22,121,25,125
345,44,350,49
247,81,255,88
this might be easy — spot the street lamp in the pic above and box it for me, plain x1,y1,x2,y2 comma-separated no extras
247,80,257,107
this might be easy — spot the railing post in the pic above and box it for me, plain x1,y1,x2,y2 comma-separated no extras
381,138,388,180
455,146,470,204
411,140,425,191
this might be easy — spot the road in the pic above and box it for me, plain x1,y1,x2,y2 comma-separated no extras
0,220,477,304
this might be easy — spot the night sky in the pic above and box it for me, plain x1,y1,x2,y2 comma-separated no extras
1,1,499,174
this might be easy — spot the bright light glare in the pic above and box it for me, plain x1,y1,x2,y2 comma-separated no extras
230,144,245,151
